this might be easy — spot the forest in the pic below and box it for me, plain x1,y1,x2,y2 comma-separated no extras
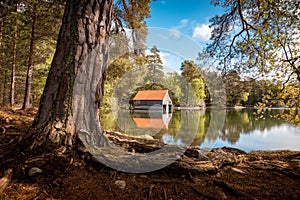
0,0,300,199
1,1,299,111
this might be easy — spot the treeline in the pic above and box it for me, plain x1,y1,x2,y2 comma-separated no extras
221,70,300,108
102,44,299,109
0,0,64,108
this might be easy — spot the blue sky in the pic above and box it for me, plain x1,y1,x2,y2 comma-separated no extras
144,0,224,71
146,0,223,41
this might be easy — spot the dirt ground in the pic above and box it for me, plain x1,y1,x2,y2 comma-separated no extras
0,107,299,200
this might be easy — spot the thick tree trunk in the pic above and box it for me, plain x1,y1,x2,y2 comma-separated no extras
31,0,113,148
0,19,4,105
22,4,37,110
0,18,2,47
10,3,18,107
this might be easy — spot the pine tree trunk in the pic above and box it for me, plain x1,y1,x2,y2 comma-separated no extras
0,19,4,105
31,0,113,149
10,3,18,107
0,18,2,48
2,70,8,105
22,3,37,110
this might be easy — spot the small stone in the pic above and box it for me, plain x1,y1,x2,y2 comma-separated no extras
28,167,43,177
115,180,126,190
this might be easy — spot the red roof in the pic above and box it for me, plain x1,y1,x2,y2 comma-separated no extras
133,90,168,101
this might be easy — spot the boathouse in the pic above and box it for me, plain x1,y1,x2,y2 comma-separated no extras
133,90,172,112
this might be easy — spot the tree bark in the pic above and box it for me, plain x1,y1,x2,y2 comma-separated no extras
22,3,37,110
31,0,113,148
0,18,5,105
10,3,18,107
0,18,2,48
2,69,8,105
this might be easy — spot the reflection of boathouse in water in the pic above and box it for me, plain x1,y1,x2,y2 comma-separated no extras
132,111,172,130
133,90,172,113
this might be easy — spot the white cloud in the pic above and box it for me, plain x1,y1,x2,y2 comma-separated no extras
192,24,213,41
168,19,189,39
169,29,181,39
173,19,189,30
180,19,188,27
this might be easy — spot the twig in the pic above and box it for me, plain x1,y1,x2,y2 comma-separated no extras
163,188,167,200
174,185,178,195
188,172,195,183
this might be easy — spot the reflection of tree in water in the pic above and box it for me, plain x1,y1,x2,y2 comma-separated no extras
159,110,208,146
220,109,286,144
157,110,203,146
243,109,286,132
204,109,225,142
100,108,291,146
100,109,137,134
190,114,206,146
179,110,201,145
220,110,244,143
154,111,181,139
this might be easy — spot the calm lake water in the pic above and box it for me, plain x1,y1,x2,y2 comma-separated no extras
100,108,300,152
